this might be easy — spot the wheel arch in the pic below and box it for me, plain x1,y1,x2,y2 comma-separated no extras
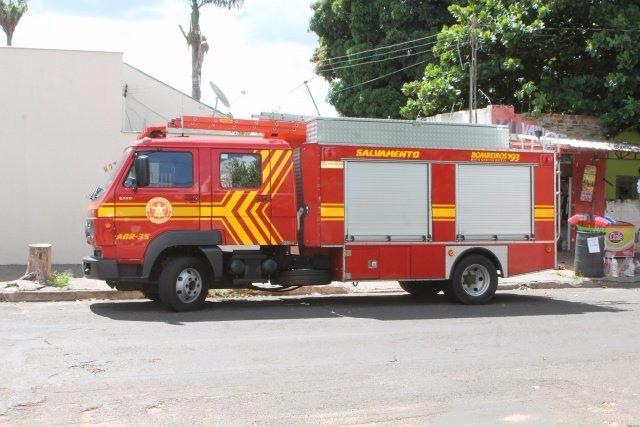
143,231,223,281
445,246,505,279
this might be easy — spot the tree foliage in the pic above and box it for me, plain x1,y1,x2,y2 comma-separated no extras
0,0,28,46
310,0,457,118
181,0,244,101
225,157,261,188
401,0,640,134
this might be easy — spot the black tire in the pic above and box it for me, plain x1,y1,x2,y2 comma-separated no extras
444,255,498,305
271,269,332,287
142,286,161,302
158,257,210,312
398,280,444,298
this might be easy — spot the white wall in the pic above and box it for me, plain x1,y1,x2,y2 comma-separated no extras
0,48,122,265
0,47,126,264
0,48,218,265
122,64,218,133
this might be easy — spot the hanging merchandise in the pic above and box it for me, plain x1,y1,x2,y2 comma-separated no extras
580,164,596,202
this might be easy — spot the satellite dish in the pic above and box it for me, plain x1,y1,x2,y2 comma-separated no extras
209,81,230,109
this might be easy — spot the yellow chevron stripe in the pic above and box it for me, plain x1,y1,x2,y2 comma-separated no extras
216,216,243,244
238,191,268,244
251,201,271,242
213,192,253,243
270,156,292,196
260,149,272,192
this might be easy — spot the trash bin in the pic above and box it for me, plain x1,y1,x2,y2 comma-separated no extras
574,231,605,277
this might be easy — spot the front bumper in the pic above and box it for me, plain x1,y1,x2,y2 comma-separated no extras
82,255,119,280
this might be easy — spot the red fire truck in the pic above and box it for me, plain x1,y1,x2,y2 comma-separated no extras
83,115,557,311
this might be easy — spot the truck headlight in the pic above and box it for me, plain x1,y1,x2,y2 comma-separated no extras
85,218,95,243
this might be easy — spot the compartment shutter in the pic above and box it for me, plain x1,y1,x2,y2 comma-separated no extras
345,161,429,241
456,164,533,239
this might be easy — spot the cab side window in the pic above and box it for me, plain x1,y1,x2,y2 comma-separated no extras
125,151,193,188
220,153,261,188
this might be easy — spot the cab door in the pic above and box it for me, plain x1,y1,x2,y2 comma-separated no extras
114,149,200,261
212,148,296,246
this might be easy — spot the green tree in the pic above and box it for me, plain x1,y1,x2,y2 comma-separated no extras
401,0,640,134
310,0,457,118
0,0,28,46
227,157,261,188
180,0,244,101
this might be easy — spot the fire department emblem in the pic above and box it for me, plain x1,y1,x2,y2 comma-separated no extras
146,197,173,224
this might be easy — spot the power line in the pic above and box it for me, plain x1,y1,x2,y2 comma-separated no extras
317,38,440,71
334,58,431,93
316,34,440,66
331,44,465,94
319,46,435,73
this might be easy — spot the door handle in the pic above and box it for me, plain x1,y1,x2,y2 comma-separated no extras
184,195,199,202
255,195,271,202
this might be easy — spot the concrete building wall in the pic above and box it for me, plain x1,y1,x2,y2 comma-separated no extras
0,47,125,265
121,64,218,133
0,48,215,266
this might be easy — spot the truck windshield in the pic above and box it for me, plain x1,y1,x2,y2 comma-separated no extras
89,146,133,200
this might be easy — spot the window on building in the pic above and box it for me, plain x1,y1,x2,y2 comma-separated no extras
615,176,639,200
220,153,261,188
125,151,193,188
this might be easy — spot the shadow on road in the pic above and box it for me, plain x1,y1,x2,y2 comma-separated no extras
89,291,627,324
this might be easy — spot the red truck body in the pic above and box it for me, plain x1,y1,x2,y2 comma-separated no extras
83,115,557,311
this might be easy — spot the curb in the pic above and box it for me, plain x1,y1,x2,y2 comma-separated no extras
0,285,351,303
0,290,144,303
1,282,639,304
499,281,640,290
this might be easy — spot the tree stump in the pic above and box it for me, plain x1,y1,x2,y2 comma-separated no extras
23,244,52,283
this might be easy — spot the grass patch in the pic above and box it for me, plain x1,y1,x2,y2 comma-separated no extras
209,288,261,298
46,269,74,287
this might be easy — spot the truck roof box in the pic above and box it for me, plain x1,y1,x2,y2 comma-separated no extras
306,117,509,150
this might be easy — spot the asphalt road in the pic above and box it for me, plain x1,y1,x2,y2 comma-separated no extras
1,288,639,426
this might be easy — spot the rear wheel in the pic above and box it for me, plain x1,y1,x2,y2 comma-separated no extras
399,281,445,298
159,257,210,312
444,255,497,304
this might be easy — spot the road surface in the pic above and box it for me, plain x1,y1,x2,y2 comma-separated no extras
1,287,639,426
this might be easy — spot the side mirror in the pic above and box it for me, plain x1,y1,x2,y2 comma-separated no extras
135,155,150,188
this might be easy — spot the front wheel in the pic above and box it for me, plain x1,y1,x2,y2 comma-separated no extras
444,255,498,305
159,257,210,312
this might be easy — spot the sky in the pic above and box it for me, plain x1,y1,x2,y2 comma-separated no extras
11,0,337,119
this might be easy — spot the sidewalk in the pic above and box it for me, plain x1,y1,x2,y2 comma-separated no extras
1,253,639,303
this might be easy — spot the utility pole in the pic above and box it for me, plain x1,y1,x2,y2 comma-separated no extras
468,17,478,123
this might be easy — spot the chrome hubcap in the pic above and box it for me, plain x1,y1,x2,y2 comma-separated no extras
460,264,490,296
175,268,202,303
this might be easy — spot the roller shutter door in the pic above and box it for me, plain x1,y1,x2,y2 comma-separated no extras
345,161,429,241
456,164,533,239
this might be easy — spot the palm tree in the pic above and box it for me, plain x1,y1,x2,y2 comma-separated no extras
0,0,28,46
180,0,244,101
